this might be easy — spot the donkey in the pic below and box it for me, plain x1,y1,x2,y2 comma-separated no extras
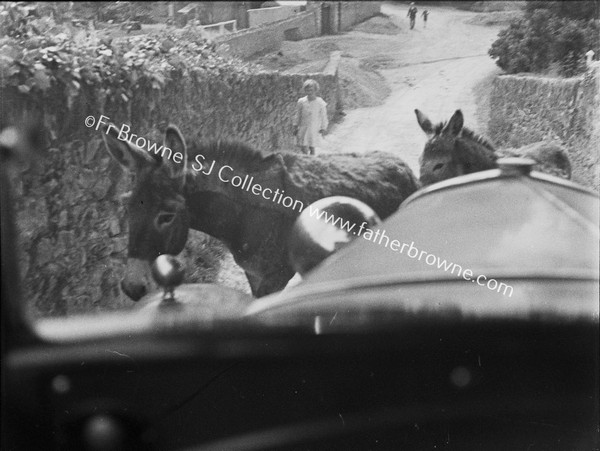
102,124,419,300
415,109,572,186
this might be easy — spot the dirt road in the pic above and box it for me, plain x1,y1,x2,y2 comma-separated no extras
322,3,504,174
218,4,506,293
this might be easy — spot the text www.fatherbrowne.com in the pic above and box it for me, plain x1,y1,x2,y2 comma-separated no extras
306,204,514,298
88,114,512,297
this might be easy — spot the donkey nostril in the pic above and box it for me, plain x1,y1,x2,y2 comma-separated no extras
121,280,147,302
433,163,444,171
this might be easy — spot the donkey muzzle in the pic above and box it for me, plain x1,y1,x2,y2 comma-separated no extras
121,258,154,302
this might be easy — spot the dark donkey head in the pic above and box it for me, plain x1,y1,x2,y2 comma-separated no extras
415,109,498,186
103,124,190,301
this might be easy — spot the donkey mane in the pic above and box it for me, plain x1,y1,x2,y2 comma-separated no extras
186,139,278,171
433,121,496,152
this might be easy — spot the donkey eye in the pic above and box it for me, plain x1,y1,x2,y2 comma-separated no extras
155,212,176,227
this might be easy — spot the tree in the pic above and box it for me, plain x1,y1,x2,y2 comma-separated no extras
525,0,599,21
489,0,599,76
554,19,588,76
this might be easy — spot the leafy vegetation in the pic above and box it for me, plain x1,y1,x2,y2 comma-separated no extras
0,2,257,119
71,2,159,24
488,0,599,76
1,2,266,316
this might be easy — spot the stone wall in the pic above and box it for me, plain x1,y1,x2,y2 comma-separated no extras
247,5,300,28
1,56,340,318
215,10,319,59
489,65,600,192
322,1,381,34
339,1,381,31
216,2,381,59
197,2,250,29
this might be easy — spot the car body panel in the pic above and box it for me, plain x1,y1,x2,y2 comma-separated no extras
3,157,599,450
248,168,599,322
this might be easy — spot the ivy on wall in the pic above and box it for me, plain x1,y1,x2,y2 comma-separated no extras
1,1,260,133
1,2,341,317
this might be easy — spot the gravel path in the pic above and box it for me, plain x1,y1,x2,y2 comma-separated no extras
321,4,504,174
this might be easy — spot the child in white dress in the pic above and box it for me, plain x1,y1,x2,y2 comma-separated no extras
293,79,328,155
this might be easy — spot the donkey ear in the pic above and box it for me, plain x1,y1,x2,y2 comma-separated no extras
163,125,187,186
101,122,155,171
415,109,434,135
442,110,464,137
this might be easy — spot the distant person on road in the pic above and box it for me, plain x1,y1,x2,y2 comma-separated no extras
293,79,328,156
407,2,418,30
422,9,429,28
